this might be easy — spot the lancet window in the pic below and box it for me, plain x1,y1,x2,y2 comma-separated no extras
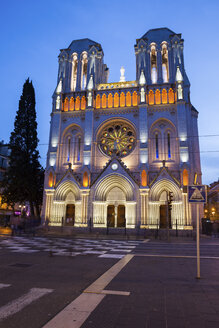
108,93,113,108
62,127,83,167
141,170,147,187
168,88,174,103
161,44,169,83
183,169,189,186
150,44,157,84
149,120,178,163
81,52,88,90
155,89,161,104
71,53,78,91
126,92,131,107
64,97,69,111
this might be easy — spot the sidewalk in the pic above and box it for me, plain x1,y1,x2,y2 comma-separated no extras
35,226,219,243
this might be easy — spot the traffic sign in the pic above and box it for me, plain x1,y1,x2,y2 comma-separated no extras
188,185,206,203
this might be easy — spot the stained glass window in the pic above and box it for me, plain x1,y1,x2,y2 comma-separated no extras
99,122,136,158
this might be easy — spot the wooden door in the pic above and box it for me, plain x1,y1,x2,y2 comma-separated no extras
160,205,167,228
107,205,115,227
65,204,75,226
117,205,125,227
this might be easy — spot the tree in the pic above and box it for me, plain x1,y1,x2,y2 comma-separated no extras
0,79,44,217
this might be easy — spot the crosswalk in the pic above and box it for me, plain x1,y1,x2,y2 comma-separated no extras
0,286,53,321
0,236,142,259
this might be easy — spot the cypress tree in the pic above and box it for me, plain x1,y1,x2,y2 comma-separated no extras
1,79,44,217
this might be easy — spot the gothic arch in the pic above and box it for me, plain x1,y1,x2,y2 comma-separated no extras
54,180,81,201
61,124,83,144
149,118,178,162
150,179,181,202
94,174,135,201
60,124,84,165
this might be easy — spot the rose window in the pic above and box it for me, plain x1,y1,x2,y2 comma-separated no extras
98,122,136,158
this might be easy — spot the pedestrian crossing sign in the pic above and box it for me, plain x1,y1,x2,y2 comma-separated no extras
188,185,207,203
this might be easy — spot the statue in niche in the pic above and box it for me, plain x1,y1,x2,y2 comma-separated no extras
56,96,60,110
178,84,183,100
140,87,145,102
89,51,96,74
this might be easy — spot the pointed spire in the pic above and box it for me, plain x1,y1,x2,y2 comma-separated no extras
87,75,94,91
139,70,146,85
176,66,183,82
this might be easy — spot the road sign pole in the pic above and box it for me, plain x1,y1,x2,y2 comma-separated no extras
196,203,200,279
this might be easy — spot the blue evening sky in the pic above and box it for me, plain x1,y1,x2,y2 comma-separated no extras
0,0,218,185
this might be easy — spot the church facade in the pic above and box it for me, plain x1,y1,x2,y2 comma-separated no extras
42,28,202,230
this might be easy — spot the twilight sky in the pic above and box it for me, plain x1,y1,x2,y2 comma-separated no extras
0,0,218,185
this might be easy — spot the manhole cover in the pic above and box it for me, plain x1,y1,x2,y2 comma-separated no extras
10,263,33,268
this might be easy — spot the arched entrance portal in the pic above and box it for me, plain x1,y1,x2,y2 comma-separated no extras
106,187,126,228
93,174,136,228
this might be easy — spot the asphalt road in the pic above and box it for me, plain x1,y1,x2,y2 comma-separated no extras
0,236,219,328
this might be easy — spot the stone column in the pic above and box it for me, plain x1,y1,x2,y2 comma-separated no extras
81,190,90,225
115,204,118,228
157,48,162,83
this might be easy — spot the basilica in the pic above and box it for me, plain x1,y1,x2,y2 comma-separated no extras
42,28,202,231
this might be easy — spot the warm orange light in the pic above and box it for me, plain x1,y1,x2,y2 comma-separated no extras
102,94,107,108
64,97,69,111
75,96,80,110
48,172,53,187
81,96,86,110
114,93,119,107
155,89,161,104
141,170,147,187
182,169,188,186
120,92,125,107
108,93,113,108
194,173,197,185
162,89,167,104
149,90,154,105
126,92,131,107
132,91,138,106
83,172,89,187
96,94,100,109
168,88,174,104
69,97,74,111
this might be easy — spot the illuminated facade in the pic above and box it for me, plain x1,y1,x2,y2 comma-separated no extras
42,28,202,230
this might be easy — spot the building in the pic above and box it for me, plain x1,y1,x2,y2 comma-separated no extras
204,180,219,221
42,28,202,230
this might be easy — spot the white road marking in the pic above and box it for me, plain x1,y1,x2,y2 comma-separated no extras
116,245,136,248
83,251,106,255
0,288,53,321
85,254,133,293
110,249,132,253
0,283,11,289
134,254,219,259
11,249,39,253
43,293,105,328
101,289,130,296
43,254,133,328
98,254,125,259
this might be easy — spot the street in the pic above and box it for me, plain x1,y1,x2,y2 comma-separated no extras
0,235,219,328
